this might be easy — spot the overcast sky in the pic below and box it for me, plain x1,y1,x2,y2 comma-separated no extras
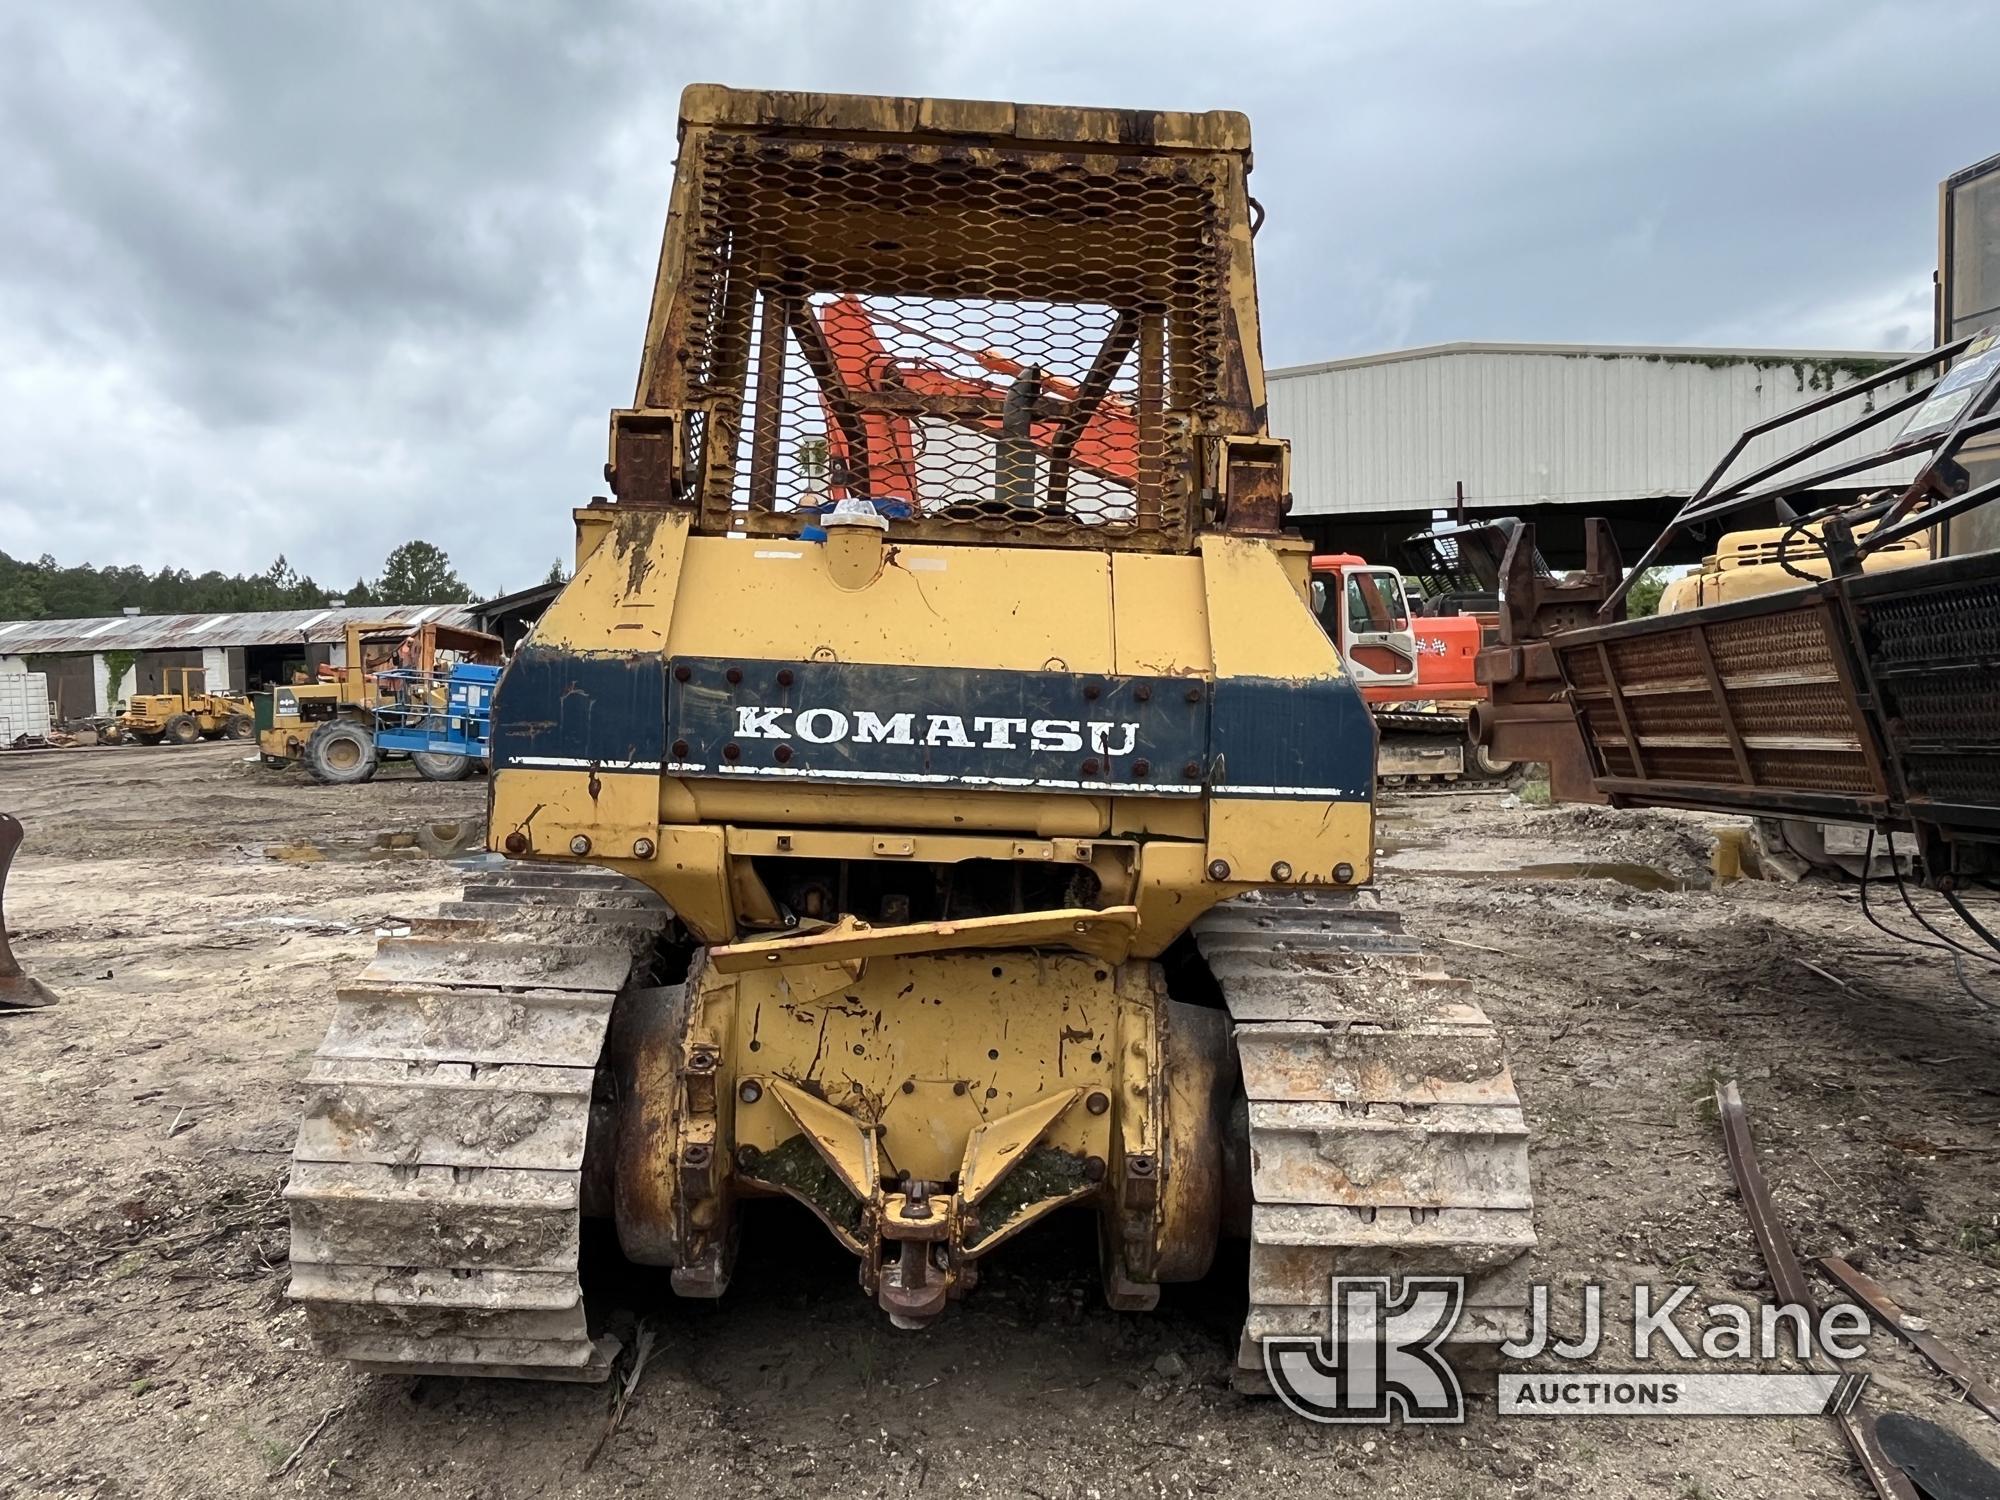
1,0,1991,596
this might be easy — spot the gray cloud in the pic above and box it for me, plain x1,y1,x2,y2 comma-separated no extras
1,0,1991,592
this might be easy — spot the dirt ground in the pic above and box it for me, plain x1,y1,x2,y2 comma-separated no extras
3,744,1997,1499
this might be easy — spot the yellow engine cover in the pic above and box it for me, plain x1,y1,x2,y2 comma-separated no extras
486,509,1376,958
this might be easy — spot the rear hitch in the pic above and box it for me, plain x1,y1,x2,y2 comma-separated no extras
0,813,57,1010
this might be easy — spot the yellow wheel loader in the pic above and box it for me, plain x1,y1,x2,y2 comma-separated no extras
255,619,504,783
285,86,1535,1387
108,667,253,746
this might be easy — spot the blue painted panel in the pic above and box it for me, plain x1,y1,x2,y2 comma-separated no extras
667,659,1209,795
493,648,1374,802
490,646,668,770
1208,674,1376,801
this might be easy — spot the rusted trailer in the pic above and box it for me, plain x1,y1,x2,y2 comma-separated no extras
1545,545,2000,874
1473,312,2000,880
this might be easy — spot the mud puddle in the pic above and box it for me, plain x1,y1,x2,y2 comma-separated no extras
259,819,485,863
1398,859,1706,893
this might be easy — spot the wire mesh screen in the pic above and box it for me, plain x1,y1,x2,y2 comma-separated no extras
670,132,1232,545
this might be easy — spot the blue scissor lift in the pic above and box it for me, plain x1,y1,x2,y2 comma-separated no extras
372,661,504,781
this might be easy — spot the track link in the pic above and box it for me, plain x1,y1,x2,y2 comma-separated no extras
1194,890,1535,1392
286,860,670,1381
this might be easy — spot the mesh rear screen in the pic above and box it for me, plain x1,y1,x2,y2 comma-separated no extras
665,132,1233,545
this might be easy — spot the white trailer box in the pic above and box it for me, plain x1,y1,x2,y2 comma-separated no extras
0,671,53,742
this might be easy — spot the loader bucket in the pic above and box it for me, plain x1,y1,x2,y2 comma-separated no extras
0,813,57,1010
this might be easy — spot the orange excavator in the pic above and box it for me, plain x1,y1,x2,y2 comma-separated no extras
812,294,1139,513
814,295,1508,780
1306,552,1508,781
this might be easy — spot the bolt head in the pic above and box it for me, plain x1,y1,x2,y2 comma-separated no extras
568,834,591,856
1085,1090,1110,1115
1184,685,1203,703
1128,1154,1156,1176
1207,858,1231,882
734,1144,761,1171
777,668,794,687
1183,760,1202,780
671,739,689,758
1334,862,1355,884
1134,684,1151,702
738,1079,761,1104
1131,759,1150,778
774,744,792,764
1080,758,1100,777
1271,860,1293,882
723,742,741,761
503,831,528,855
674,664,691,682
633,836,656,859
684,1143,712,1166
1084,1155,1106,1182
725,667,742,685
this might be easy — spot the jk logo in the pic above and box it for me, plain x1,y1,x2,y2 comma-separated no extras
1265,1276,1467,1424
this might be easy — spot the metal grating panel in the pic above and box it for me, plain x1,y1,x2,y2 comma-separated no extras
1859,571,2000,812
1555,595,1877,799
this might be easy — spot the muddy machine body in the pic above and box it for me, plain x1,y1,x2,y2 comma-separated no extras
286,87,1533,1383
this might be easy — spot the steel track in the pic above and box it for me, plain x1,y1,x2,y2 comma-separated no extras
285,861,669,1381
1194,890,1536,1390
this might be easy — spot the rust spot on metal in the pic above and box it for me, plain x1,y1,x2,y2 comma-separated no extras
612,508,666,598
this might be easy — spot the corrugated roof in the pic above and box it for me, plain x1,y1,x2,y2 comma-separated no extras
0,603,480,656
1268,340,1916,380
472,579,564,618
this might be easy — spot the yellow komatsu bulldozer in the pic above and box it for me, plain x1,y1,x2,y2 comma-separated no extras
285,86,1534,1388
108,667,253,745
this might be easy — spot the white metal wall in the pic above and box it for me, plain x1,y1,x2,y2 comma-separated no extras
0,672,52,741
1270,344,1920,517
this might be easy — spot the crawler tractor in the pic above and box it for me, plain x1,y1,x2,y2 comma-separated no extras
286,87,1535,1386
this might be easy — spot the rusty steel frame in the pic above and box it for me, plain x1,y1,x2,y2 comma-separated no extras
1602,332,1990,617
1468,517,1625,804
1539,533,2000,865
1819,1256,2000,1422
1714,1083,1920,1500
642,116,1246,552
0,814,58,1009
1836,549,2000,844
1554,584,1896,818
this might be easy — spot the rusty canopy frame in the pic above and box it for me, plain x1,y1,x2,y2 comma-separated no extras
1601,332,2000,617
616,87,1276,554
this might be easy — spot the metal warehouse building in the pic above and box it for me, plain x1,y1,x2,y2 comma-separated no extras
1270,342,1920,565
0,604,479,722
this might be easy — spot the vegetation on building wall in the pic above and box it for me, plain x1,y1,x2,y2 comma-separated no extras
1579,350,1917,393
102,650,140,701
